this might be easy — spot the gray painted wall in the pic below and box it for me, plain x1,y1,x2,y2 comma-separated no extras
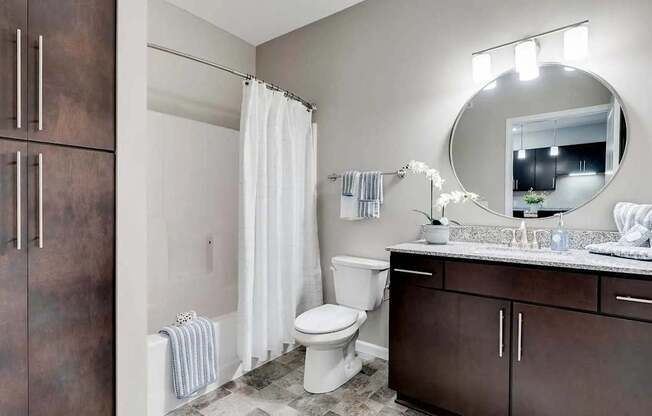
148,0,255,129
256,0,652,348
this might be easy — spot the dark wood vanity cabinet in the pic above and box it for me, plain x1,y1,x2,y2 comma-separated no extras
390,284,510,416
389,253,652,416
512,303,652,416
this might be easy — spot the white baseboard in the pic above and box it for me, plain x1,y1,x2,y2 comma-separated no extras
355,340,389,361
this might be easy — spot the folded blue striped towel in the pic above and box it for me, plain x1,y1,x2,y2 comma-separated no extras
342,170,360,196
359,171,383,218
159,317,217,399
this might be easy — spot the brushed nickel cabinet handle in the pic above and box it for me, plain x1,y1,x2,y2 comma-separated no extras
499,309,505,358
393,268,433,276
517,312,523,362
16,151,21,250
38,35,43,131
16,29,21,129
38,153,43,248
616,295,652,305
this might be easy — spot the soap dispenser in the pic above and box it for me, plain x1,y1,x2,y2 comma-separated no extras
550,213,569,251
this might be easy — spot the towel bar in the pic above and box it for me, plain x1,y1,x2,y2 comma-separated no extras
328,168,407,182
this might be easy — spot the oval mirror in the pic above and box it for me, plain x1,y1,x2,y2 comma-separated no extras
450,64,627,219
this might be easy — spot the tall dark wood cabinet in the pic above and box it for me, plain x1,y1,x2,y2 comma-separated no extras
0,1,28,140
27,144,114,415
0,140,28,416
0,0,115,415
27,0,115,150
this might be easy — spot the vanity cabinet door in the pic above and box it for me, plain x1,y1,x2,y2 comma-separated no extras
512,303,652,416
513,150,535,191
389,283,510,416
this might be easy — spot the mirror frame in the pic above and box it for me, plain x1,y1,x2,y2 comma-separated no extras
449,62,630,220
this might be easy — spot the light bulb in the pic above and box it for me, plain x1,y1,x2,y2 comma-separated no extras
550,146,559,156
517,149,527,159
564,25,589,61
472,53,492,84
514,40,539,81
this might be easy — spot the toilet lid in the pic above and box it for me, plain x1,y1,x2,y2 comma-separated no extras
295,304,360,335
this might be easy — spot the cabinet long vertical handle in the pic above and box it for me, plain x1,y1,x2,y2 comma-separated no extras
38,153,43,248
16,151,21,250
517,312,523,362
16,29,21,129
38,35,43,131
499,309,505,358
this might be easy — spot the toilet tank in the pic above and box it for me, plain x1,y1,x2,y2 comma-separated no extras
331,256,390,311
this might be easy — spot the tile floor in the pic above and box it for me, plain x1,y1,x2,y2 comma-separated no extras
167,347,428,416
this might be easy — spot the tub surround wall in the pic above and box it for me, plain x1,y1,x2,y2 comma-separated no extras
255,0,652,349
147,111,239,332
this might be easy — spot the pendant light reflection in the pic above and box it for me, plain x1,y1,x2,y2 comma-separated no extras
564,25,589,61
517,124,527,159
514,40,539,81
550,120,559,156
472,53,492,84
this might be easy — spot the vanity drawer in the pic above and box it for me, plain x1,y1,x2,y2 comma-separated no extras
602,277,652,321
445,261,598,311
390,253,443,289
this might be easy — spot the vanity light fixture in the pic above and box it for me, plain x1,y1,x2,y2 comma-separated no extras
564,25,589,61
514,40,539,81
550,120,559,156
472,53,492,84
470,20,588,84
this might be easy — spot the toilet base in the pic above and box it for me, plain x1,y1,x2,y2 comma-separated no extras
303,331,362,393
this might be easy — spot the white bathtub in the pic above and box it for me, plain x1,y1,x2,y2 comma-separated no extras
147,312,242,416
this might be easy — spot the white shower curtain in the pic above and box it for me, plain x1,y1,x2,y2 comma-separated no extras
237,80,323,370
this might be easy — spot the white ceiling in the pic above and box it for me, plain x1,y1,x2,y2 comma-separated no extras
166,0,367,46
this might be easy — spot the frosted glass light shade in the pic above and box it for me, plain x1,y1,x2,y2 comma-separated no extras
514,40,539,81
472,53,492,84
517,149,527,159
550,146,559,156
564,26,589,61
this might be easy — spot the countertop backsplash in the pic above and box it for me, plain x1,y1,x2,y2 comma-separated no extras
449,225,620,250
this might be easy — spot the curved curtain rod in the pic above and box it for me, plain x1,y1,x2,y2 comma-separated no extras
147,42,316,111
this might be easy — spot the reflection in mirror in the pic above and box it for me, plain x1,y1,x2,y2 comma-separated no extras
450,64,627,219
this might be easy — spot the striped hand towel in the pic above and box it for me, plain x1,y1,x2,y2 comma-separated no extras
159,317,217,399
359,171,384,218
342,170,360,197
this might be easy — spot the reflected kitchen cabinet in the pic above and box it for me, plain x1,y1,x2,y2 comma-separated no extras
513,150,535,191
555,142,605,176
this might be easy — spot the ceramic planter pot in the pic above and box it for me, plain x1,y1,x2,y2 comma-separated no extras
422,224,450,245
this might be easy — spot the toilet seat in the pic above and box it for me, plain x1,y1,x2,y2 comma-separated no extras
295,304,360,335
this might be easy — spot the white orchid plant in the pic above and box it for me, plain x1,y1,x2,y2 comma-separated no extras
406,160,479,226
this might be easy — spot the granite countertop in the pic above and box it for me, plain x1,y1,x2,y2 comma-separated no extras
386,241,652,277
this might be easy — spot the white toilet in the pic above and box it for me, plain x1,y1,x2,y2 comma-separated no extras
294,255,389,393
